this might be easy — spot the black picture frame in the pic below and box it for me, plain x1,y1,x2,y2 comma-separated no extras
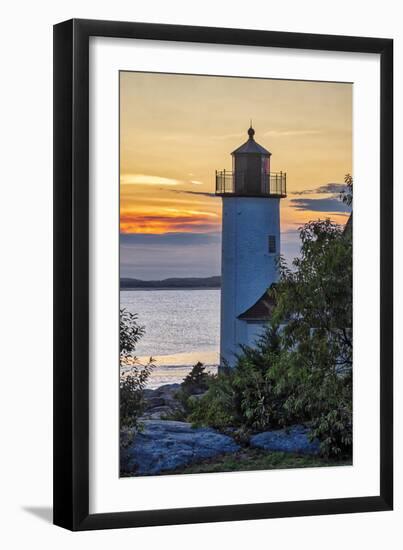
53,18,393,531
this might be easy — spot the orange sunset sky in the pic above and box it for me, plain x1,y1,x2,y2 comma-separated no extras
120,72,352,279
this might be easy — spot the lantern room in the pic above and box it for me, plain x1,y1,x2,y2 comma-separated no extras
215,126,286,197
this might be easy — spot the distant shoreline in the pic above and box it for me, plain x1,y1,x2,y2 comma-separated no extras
121,286,220,291
120,275,221,290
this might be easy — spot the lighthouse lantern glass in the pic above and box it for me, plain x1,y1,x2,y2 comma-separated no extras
216,128,286,198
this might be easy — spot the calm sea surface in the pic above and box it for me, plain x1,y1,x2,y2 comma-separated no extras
120,289,220,389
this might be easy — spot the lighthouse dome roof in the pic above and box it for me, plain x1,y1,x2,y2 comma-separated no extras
231,126,271,156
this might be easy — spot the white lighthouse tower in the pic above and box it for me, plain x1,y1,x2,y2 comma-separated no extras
215,126,287,367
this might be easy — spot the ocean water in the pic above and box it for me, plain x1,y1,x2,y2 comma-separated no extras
120,289,220,388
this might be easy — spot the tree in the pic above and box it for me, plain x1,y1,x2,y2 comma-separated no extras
274,218,352,371
120,308,145,358
268,217,352,456
120,309,154,444
341,173,353,207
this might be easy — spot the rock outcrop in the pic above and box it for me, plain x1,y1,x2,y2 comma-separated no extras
121,384,321,475
121,420,240,475
142,383,182,420
250,425,320,455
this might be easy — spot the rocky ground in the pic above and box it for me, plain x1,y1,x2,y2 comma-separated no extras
141,383,183,420
122,420,241,475
120,383,324,476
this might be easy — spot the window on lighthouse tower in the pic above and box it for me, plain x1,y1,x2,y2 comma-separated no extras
268,235,276,254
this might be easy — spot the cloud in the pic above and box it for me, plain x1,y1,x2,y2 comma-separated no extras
121,174,205,187
163,207,218,218
291,183,346,195
290,197,351,213
208,129,322,141
121,174,182,186
171,190,217,198
159,134,193,142
263,129,322,137
120,232,221,279
120,211,220,234
281,229,302,265
120,232,221,246
210,132,244,141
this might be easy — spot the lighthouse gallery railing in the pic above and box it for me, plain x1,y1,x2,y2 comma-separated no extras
215,170,287,197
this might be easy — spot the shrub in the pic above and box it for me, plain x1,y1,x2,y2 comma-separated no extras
165,363,213,421
189,371,239,429
181,362,211,396
119,308,154,446
120,363,153,432
189,323,285,432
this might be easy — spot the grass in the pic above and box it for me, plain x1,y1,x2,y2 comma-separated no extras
170,448,352,475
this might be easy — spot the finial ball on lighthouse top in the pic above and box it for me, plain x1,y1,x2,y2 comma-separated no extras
231,126,271,156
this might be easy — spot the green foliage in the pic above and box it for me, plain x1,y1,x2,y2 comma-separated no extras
189,371,239,429
181,362,211,396
341,173,353,207
189,324,293,434
165,363,213,421
191,214,353,458
119,308,154,446
271,218,352,457
120,308,145,357
310,403,352,458
120,365,153,430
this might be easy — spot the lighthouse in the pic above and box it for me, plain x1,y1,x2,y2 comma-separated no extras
215,126,287,367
